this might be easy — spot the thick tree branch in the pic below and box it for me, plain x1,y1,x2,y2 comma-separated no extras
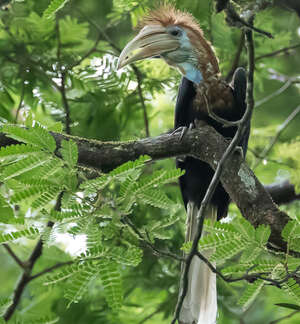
0,122,291,250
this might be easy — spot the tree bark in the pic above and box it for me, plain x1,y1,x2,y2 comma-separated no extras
0,125,292,250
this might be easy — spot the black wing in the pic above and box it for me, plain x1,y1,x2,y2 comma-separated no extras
174,68,250,219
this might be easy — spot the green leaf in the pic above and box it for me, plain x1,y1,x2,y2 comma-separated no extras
110,246,143,267
275,303,300,311
44,263,85,285
0,298,12,316
240,243,262,263
138,188,174,209
282,220,300,241
11,185,51,204
223,260,280,276
255,224,271,245
2,153,50,181
26,316,60,324
282,279,300,304
233,217,255,240
0,194,14,223
0,144,40,160
133,168,184,195
31,186,62,210
65,261,100,307
43,0,70,19
99,259,123,312
80,155,150,191
1,125,56,152
0,227,39,244
238,280,264,311
59,139,78,167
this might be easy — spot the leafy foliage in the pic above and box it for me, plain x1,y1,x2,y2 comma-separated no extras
43,0,70,19
0,0,300,323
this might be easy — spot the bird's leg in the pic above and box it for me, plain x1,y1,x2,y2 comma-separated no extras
170,122,195,141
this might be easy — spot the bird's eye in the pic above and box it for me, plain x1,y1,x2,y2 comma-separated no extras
170,29,181,37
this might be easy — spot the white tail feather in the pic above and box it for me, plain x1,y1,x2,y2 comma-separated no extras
179,202,217,324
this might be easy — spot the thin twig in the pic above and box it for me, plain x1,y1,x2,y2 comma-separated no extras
3,220,55,321
29,260,74,282
204,94,241,127
3,194,62,321
74,7,121,53
225,30,245,82
225,3,273,39
60,72,71,135
55,18,71,135
255,79,293,108
122,216,184,262
195,251,300,287
139,304,165,324
67,32,103,71
55,17,62,67
256,43,300,61
269,310,300,324
253,105,300,169
132,66,150,137
14,80,25,123
3,244,25,269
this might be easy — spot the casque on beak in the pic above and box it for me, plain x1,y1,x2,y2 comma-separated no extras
117,25,180,70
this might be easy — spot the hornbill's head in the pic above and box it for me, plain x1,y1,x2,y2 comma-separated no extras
117,5,220,83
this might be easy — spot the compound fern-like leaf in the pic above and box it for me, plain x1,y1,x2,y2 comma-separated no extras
99,259,123,312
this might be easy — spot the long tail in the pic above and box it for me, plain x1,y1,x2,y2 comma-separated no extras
179,202,217,324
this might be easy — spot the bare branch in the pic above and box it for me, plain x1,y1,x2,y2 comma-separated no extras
3,244,25,269
132,66,150,137
14,80,25,123
225,30,245,82
3,194,62,321
225,3,273,38
139,305,164,324
67,32,103,71
29,260,73,282
269,310,300,324
122,216,184,262
255,79,294,109
253,105,300,168
256,43,300,61
60,72,71,135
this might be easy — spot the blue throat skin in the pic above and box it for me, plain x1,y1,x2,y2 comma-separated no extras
185,67,203,84
177,62,203,85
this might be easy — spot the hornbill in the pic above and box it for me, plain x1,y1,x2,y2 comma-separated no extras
118,5,250,324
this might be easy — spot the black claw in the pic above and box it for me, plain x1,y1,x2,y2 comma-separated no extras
170,126,187,141
171,122,196,141
235,146,244,159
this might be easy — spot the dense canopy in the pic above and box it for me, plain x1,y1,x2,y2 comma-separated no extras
0,1,300,324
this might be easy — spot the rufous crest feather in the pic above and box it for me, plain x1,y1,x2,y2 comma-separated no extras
138,4,220,77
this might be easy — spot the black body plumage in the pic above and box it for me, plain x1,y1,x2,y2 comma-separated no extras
175,68,250,219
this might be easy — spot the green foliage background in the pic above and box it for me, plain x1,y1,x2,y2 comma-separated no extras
0,0,300,323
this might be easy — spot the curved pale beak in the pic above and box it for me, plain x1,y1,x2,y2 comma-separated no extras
117,25,180,70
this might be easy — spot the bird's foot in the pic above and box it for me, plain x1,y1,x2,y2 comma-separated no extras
171,123,194,141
